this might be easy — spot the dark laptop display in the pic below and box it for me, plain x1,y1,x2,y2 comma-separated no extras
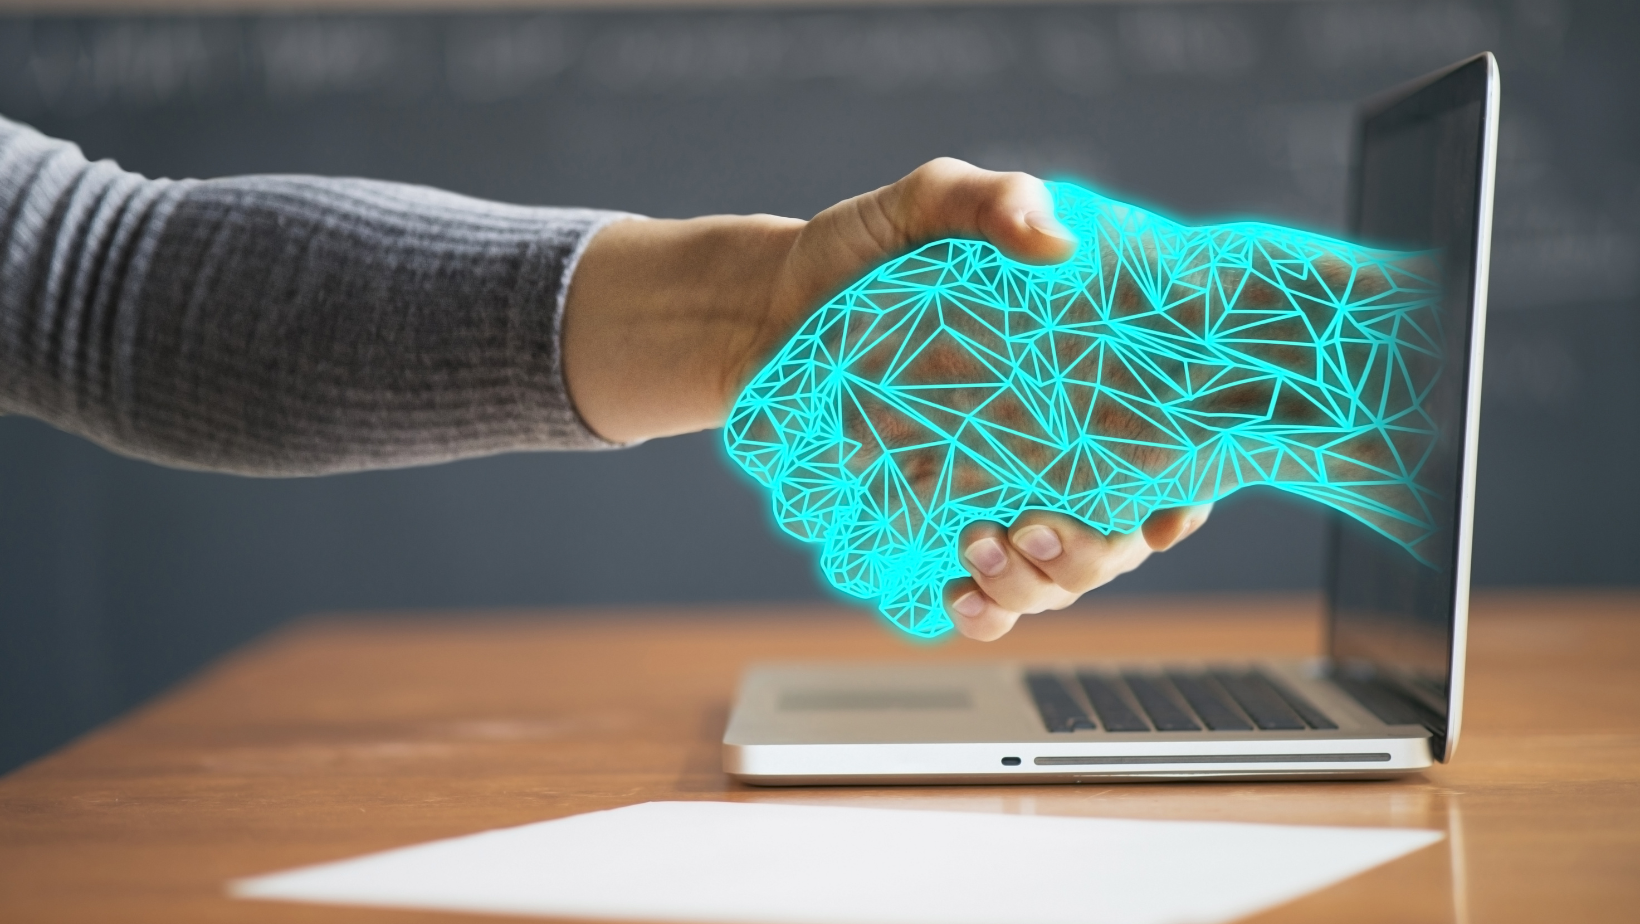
1328,56,1496,760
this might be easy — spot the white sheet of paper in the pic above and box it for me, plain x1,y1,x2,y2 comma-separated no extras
232,800,1442,924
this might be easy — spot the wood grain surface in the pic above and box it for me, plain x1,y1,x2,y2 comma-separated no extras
2,591,1638,923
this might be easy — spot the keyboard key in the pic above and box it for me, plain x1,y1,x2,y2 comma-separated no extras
1167,673,1254,731
1213,671,1309,730
1258,674,1339,730
1025,673,1096,732
1075,673,1151,732
1332,675,1427,728
1121,675,1201,731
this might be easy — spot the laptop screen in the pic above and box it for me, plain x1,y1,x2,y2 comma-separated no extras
1326,55,1497,758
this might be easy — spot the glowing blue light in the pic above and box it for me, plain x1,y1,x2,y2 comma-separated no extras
726,182,1443,638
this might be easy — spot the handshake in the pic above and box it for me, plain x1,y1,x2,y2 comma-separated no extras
724,180,1443,638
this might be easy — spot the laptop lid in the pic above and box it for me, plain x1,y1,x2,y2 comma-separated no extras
1325,53,1500,763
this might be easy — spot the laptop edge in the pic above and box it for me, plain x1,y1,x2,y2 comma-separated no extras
724,53,1500,785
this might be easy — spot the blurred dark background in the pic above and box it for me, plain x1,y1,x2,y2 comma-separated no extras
2,0,1635,775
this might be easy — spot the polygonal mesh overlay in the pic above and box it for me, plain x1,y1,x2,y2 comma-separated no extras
726,182,1444,638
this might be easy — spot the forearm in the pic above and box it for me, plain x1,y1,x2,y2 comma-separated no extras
562,213,803,443
0,114,628,475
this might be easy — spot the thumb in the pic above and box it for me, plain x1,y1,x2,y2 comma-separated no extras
867,157,1078,265
762,159,1081,385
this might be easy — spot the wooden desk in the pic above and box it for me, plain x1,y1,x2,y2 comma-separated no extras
2,592,1637,923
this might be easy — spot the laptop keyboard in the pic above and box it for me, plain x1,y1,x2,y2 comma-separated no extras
1025,669,1338,733
1026,673,1097,732
1073,674,1150,732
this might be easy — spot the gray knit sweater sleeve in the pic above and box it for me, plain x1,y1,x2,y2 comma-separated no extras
0,114,631,476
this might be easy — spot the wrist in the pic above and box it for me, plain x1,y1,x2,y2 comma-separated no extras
562,213,803,444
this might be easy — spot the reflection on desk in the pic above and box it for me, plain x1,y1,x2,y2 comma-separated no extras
1,591,1637,924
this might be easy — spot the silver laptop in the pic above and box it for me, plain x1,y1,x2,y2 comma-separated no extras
724,53,1499,785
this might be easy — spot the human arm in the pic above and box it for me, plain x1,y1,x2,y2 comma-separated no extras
0,113,1204,639
0,113,626,475
561,158,1210,640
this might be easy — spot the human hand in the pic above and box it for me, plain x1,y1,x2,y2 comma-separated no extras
562,157,1079,443
563,159,1213,640
945,505,1212,641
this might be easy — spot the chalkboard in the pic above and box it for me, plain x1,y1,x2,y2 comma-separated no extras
1,1,1635,773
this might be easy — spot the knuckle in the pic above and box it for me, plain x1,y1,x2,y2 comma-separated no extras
952,605,1010,641
1034,558,1082,593
973,579,1022,611
902,160,949,199
919,156,969,179
903,158,979,205
980,610,1022,640
967,621,1005,642
968,624,1005,642
985,578,1053,614
1062,557,1119,594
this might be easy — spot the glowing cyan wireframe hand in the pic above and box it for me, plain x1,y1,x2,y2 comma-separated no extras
725,181,1443,638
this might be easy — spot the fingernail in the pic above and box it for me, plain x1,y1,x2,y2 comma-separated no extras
953,592,987,618
1013,525,1063,561
1023,210,1076,242
964,537,1009,577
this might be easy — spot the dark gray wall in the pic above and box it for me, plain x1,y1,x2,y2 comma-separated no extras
2,0,1636,774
